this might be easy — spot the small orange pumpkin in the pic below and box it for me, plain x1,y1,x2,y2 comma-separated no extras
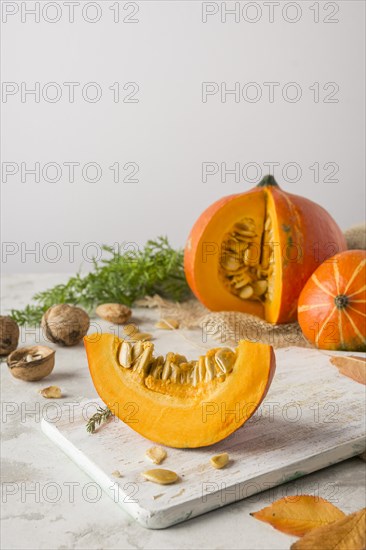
298,250,366,351
184,175,346,324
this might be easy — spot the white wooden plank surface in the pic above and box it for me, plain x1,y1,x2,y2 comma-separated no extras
41,346,366,529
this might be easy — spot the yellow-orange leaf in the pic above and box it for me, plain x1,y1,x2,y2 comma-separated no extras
251,496,345,537
291,508,366,550
330,356,366,385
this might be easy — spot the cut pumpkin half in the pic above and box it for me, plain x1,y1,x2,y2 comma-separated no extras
184,175,347,323
84,334,276,448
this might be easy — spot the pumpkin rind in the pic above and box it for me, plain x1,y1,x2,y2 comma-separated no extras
84,334,276,448
298,250,366,351
184,177,347,324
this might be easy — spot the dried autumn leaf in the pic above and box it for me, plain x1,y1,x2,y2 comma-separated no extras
291,508,366,550
251,496,345,537
330,356,366,385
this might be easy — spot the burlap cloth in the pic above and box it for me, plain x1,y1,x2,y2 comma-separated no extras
138,223,366,349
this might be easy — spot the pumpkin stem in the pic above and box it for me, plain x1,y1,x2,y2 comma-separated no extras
257,175,279,188
334,294,349,309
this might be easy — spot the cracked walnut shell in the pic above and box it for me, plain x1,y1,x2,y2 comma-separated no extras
7,345,55,381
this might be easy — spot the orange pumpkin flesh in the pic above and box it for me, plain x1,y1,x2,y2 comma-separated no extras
84,334,276,448
298,250,366,351
184,176,347,324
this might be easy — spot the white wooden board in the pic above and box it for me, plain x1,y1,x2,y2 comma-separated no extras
41,346,366,529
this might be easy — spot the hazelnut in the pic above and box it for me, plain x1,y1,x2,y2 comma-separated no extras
0,316,20,356
7,345,55,381
42,304,90,346
96,303,132,325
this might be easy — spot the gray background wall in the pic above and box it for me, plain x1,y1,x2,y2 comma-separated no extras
1,0,365,272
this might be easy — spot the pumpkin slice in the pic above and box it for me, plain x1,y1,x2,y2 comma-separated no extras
184,175,347,324
84,334,276,448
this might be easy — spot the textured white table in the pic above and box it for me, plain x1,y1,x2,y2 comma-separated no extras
1,274,366,550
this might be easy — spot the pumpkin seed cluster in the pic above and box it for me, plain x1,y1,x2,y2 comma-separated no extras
219,216,274,302
118,340,236,388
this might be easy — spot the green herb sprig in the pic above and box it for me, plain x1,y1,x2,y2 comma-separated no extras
86,406,113,434
10,237,191,326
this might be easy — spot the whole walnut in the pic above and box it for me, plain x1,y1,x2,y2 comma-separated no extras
42,304,90,346
0,316,20,355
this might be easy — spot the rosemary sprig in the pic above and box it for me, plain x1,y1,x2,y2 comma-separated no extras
10,304,49,325
10,237,191,326
86,406,113,433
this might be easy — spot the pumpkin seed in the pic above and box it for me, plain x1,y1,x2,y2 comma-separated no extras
221,255,242,272
179,362,193,382
253,280,268,296
225,239,247,254
155,318,180,330
39,385,61,399
234,219,256,232
210,452,229,469
162,352,174,380
233,224,256,238
118,341,132,368
191,363,199,386
151,365,163,380
234,273,252,289
130,332,152,341
205,355,216,381
161,364,171,381
244,245,259,266
134,344,153,375
215,348,236,374
233,233,251,244
239,285,254,299
198,356,206,381
131,340,144,362
145,447,167,465
180,370,188,384
149,356,163,378
170,364,181,383
261,238,271,268
233,222,249,231
123,323,138,336
142,469,179,485
175,354,188,364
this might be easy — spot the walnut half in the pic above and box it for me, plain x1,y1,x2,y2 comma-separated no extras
7,345,55,381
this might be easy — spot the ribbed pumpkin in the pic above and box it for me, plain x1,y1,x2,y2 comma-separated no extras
298,250,366,351
184,175,347,324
